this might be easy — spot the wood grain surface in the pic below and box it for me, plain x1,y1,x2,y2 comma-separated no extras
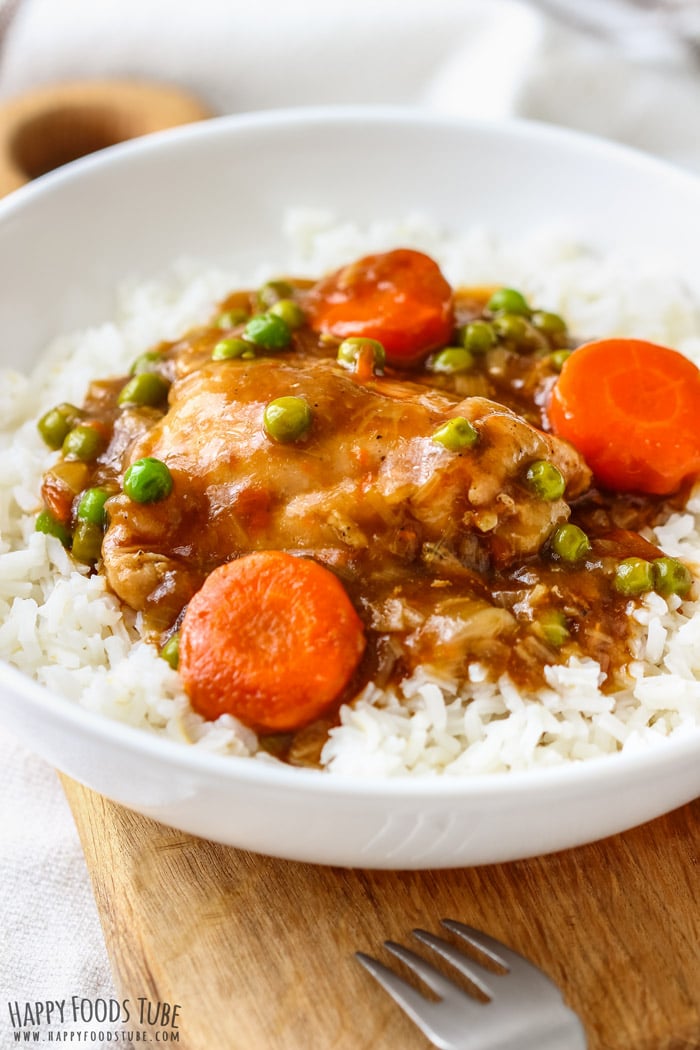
61,778,700,1050
0,80,211,196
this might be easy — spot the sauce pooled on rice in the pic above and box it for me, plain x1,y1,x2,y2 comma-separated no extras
35,249,699,763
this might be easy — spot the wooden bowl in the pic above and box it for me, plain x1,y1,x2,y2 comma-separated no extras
0,79,211,196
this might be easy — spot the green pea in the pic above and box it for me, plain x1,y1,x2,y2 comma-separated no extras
257,280,294,309
217,307,249,329
35,509,71,547
117,372,170,407
493,313,530,346
37,403,81,450
614,557,655,596
160,632,180,670
263,396,313,443
550,523,591,563
129,351,162,376
123,457,173,503
458,320,496,354
212,337,251,361
487,287,531,316
430,347,475,375
77,487,110,526
652,557,693,598
243,313,291,350
71,520,103,564
549,349,572,372
431,417,479,452
537,610,571,648
524,460,566,501
269,299,306,329
337,337,386,373
532,310,567,337
62,424,104,462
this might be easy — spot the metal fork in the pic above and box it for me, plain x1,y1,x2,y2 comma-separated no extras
356,920,587,1050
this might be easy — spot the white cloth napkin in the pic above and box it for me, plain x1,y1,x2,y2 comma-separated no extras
2,0,700,1039
3,0,700,169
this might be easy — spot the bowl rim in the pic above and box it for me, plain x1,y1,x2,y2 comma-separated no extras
3,657,700,799
4,101,700,220
2,103,700,800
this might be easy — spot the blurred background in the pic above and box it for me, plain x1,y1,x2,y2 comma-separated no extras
1,0,700,185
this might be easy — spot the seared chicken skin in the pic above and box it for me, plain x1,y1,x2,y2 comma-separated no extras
101,354,590,627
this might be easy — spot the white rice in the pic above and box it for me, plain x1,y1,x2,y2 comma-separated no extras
1,210,700,776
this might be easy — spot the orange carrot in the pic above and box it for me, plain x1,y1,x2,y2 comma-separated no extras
179,551,366,733
304,249,453,365
40,460,90,524
548,338,700,495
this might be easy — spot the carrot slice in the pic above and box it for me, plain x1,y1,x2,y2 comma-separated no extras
548,338,700,495
40,460,90,524
179,551,366,733
304,248,453,365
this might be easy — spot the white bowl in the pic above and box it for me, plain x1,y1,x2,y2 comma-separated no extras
2,107,699,868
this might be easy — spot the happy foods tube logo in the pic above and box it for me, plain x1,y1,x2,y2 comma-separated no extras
6,997,181,1042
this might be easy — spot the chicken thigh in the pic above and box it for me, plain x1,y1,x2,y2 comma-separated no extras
101,353,591,626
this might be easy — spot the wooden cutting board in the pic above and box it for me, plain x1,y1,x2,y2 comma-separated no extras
62,777,700,1050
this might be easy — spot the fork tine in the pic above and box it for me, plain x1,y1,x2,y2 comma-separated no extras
358,928,586,1050
442,920,540,978
383,940,471,1002
356,947,487,1049
412,928,494,999
354,951,443,1039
